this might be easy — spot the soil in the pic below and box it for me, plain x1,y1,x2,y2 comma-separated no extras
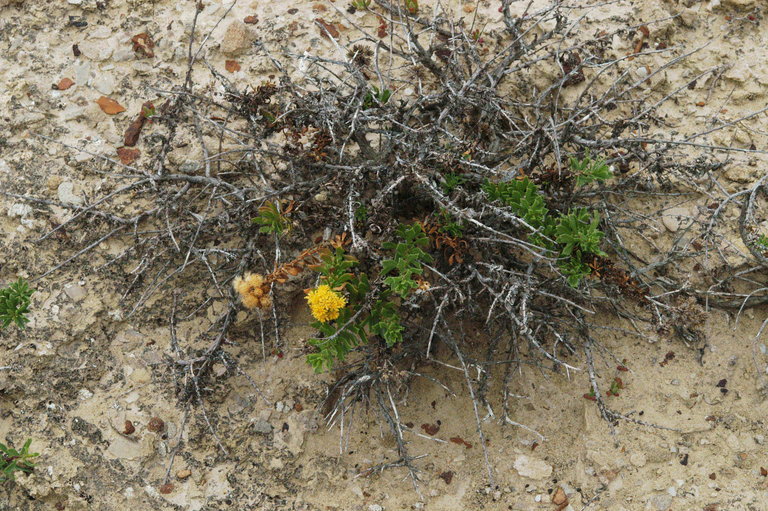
1,1,768,510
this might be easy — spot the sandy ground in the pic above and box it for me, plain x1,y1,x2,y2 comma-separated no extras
2,0,768,510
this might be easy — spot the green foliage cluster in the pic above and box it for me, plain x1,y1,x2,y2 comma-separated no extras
483,155,612,286
363,87,392,109
440,172,466,195
381,223,433,297
351,0,371,9
569,152,612,187
252,201,292,235
0,278,33,330
755,234,768,251
307,224,432,372
0,439,38,482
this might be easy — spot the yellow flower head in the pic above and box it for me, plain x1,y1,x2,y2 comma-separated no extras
233,272,271,309
306,284,347,323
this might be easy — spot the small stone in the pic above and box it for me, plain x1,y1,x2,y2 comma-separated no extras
647,494,672,511
252,420,272,434
630,452,647,467
78,388,93,400
368,505,383,511
77,39,113,61
661,207,690,233
64,283,87,302
58,181,83,205
176,469,192,480
7,203,32,218
220,21,253,55
552,487,568,505
148,417,165,433
513,455,553,480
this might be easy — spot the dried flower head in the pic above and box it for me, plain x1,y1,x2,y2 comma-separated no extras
306,284,347,323
233,272,272,309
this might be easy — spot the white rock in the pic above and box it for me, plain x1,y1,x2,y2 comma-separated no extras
630,452,647,467
74,62,92,84
369,505,383,511
89,26,112,39
78,40,113,61
92,74,115,95
78,388,93,400
64,283,87,302
513,455,553,480
7,203,32,218
58,181,83,205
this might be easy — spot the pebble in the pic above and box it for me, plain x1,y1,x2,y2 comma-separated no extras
661,207,689,233
77,39,113,61
220,21,253,55
630,452,647,467
74,62,91,85
7,203,32,218
647,494,672,511
513,455,553,480
252,420,272,434
368,505,383,511
58,181,83,205
64,283,87,302
176,469,192,480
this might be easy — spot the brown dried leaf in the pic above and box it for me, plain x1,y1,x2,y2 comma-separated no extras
96,96,126,115
158,483,174,494
315,18,339,39
123,101,154,146
449,436,473,448
377,16,388,38
116,147,140,165
421,423,440,436
438,471,453,485
57,78,75,90
225,59,241,73
131,32,155,58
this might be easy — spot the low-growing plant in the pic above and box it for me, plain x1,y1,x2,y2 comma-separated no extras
253,200,294,235
404,0,418,15
570,152,613,188
441,172,466,195
484,170,609,286
0,438,38,482
306,223,431,372
362,86,392,109
351,0,371,9
0,278,34,329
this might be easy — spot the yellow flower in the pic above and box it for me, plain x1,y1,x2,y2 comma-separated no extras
306,284,347,323
233,272,271,309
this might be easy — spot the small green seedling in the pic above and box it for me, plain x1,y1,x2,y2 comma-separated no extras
351,0,371,9
0,278,34,330
755,234,768,252
404,0,418,14
363,86,392,109
441,172,466,195
0,439,38,482
253,201,293,236
569,152,613,187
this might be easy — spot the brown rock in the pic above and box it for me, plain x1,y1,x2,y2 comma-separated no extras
220,21,253,56
148,417,165,432
176,469,192,480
